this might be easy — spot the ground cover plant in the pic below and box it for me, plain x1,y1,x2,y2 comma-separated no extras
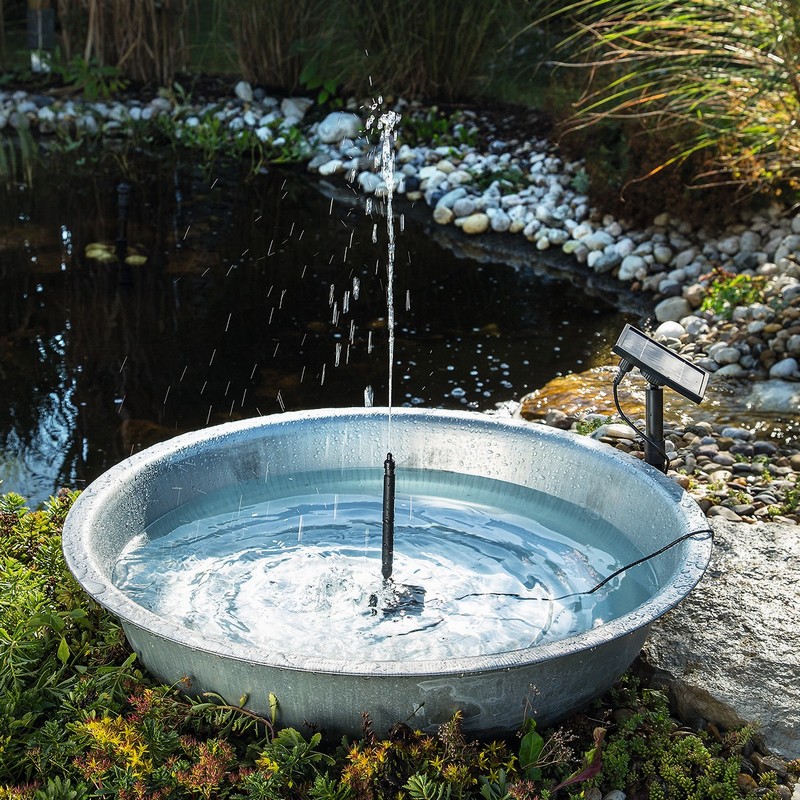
1,491,796,799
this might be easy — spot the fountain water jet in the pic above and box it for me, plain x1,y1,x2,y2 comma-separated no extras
62,407,711,738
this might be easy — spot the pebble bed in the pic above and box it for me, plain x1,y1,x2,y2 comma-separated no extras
5,80,800,525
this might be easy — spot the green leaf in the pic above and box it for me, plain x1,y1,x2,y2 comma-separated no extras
56,637,70,665
519,719,545,780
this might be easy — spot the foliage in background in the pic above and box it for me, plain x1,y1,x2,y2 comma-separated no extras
45,52,128,101
535,0,800,199
700,268,767,319
1,492,795,799
218,0,536,103
5,0,800,218
54,0,195,85
226,0,329,93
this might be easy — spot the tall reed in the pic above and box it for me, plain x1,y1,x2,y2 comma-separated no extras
56,0,195,85
321,0,526,101
222,0,529,101
536,0,800,193
226,0,328,91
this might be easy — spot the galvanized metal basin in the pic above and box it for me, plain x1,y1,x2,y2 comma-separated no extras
62,408,711,738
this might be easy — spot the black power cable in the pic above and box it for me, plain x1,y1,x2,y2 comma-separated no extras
454,527,714,604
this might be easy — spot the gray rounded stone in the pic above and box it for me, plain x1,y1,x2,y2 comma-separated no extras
317,111,362,144
655,296,691,322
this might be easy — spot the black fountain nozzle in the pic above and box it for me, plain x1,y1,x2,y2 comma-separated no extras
381,452,395,581
369,451,426,617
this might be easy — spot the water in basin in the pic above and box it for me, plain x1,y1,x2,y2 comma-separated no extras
112,467,656,662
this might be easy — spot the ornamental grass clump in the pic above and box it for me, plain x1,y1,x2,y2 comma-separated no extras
536,0,800,197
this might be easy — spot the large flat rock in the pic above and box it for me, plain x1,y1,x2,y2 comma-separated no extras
641,518,800,759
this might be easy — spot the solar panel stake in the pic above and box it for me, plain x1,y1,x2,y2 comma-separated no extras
645,383,665,471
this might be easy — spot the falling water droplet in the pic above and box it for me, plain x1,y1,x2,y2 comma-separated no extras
343,290,351,314
352,276,360,299
364,386,374,407
329,284,335,306
367,331,374,354
372,224,378,244
335,343,342,367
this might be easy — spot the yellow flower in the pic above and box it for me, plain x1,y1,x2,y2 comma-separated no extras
81,716,152,778
255,754,280,776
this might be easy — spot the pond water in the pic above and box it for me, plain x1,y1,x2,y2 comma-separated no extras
0,154,630,505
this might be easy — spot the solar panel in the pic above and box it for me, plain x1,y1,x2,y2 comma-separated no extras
612,324,709,404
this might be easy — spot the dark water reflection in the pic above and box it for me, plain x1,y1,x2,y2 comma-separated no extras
0,154,630,505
